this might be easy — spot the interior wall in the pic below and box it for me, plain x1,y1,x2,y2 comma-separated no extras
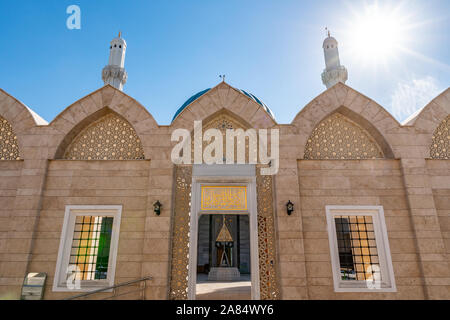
239,215,250,273
197,215,210,269
197,214,250,273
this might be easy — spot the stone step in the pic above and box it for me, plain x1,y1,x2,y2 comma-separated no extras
208,267,241,281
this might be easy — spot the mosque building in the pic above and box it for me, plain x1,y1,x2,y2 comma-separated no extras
0,31,449,300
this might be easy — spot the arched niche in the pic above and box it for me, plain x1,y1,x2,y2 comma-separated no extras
304,110,392,160
55,108,145,160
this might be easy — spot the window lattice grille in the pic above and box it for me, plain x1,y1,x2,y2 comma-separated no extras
334,215,380,281
70,216,113,280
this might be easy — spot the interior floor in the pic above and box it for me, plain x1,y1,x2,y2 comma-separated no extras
195,273,251,300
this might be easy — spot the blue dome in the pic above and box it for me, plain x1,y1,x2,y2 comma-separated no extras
172,88,275,122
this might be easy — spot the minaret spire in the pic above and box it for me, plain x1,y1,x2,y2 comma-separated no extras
321,29,348,89
102,32,128,91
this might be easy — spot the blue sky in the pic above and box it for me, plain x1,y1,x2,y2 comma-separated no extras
1,0,449,125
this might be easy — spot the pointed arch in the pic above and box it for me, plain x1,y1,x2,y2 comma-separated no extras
50,85,157,159
187,109,255,164
55,107,144,160
0,88,47,160
402,87,450,128
0,88,47,130
200,108,252,131
171,82,277,131
293,83,397,159
403,87,450,158
430,114,450,159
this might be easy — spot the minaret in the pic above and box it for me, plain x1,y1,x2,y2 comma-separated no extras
102,32,128,91
321,29,348,89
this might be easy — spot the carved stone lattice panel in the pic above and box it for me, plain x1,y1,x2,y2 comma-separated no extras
0,116,20,160
204,115,241,132
430,115,450,159
168,165,192,300
63,113,145,160
191,114,256,163
304,113,384,160
256,169,279,300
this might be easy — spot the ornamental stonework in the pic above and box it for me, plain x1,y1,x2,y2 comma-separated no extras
205,115,242,131
102,65,128,84
63,113,144,160
0,116,20,160
304,113,383,160
256,167,279,300
192,114,255,163
169,165,192,300
430,115,450,159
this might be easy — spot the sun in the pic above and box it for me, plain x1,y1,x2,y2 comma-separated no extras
344,2,412,65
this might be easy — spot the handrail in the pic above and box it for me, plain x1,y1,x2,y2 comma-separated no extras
65,276,152,300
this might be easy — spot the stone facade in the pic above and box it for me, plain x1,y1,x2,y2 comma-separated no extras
0,81,449,299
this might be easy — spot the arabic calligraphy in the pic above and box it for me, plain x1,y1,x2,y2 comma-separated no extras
201,186,247,211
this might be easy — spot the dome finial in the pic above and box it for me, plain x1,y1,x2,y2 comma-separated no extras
118,30,122,38
325,27,330,37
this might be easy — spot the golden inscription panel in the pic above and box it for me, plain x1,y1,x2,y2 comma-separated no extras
201,186,247,211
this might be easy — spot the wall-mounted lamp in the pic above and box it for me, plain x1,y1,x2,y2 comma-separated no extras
153,200,162,216
286,200,294,215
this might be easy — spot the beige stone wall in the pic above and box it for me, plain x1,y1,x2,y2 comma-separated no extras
33,160,150,299
0,82,449,300
274,125,308,299
0,86,175,300
0,89,52,299
0,161,23,298
427,160,450,264
297,159,424,299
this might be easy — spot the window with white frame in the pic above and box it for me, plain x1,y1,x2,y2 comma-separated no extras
53,205,122,292
326,205,396,292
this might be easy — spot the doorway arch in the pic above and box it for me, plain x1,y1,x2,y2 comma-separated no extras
187,164,260,299
168,164,279,300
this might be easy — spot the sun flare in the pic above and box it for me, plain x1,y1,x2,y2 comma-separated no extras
345,2,412,65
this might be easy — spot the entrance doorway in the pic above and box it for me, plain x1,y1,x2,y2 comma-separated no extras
187,164,260,300
196,214,251,299
169,164,279,300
